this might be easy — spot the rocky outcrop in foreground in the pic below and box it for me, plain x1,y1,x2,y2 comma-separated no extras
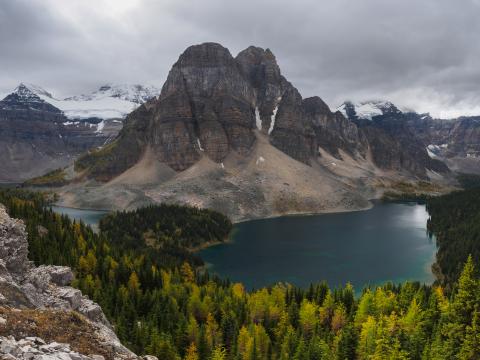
0,205,142,360
0,336,104,360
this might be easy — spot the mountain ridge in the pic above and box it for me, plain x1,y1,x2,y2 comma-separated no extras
340,99,480,174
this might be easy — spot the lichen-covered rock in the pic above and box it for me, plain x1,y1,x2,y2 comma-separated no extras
0,336,101,360
38,266,74,287
0,208,30,277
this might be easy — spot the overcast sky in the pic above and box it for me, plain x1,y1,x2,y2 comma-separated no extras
1,0,480,118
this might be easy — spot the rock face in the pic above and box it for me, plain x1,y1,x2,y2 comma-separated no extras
77,43,378,181
411,115,480,174
0,205,138,360
156,43,256,168
303,97,368,158
407,115,480,159
359,114,449,177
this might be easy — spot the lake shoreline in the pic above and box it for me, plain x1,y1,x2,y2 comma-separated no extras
233,202,375,224
188,237,234,253
51,200,376,225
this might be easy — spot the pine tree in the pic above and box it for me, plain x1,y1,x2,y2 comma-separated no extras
453,256,479,327
458,307,480,360
184,342,199,360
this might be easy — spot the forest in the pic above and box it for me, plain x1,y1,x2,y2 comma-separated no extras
427,187,480,285
1,188,479,359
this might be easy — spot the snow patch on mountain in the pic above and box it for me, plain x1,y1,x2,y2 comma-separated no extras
10,83,49,104
197,138,205,152
21,82,54,98
95,120,105,133
46,97,138,120
426,144,449,159
337,100,401,120
268,97,282,135
255,106,262,130
426,146,438,158
3,83,160,121
65,84,159,104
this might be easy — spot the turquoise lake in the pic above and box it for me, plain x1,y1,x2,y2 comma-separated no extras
52,202,436,291
199,202,436,291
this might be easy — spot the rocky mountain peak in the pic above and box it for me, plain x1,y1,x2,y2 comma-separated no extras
18,83,54,99
236,46,277,61
174,42,235,68
374,100,401,115
302,96,332,115
0,83,61,113
236,46,281,82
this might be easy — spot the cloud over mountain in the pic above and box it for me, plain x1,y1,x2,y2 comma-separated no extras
1,0,480,117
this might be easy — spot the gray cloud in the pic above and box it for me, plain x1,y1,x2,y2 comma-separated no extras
1,0,479,117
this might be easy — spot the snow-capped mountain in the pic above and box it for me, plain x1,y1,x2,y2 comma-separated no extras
8,83,160,120
0,83,151,182
0,83,60,112
337,100,401,120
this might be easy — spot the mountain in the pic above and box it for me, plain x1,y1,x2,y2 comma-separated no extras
0,84,73,182
73,44,376,181
348,107,449,177
59,43,456,220
340,100,480,175
0,83,159,182
407,115,480,174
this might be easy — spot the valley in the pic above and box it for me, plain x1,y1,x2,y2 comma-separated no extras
3,1,480,359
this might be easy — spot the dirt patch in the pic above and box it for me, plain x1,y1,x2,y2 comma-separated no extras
0,308,117,360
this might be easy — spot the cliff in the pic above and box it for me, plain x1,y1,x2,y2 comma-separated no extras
0,205,145,360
